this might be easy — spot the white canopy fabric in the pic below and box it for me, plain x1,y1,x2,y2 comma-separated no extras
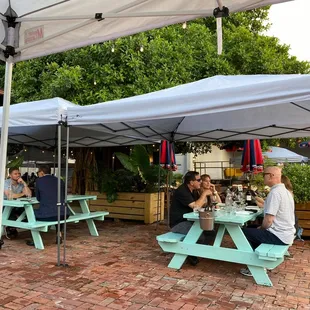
67,74,310,144
263,146,309,163
0,97,150,148
0,0,293,62
0,97,74,147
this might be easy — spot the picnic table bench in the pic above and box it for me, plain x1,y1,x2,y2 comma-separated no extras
157,210,290,286
2,194,109,250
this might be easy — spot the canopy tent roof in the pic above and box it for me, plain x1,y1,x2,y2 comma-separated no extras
67,74,310,144
0,97,151,148
0,0,293,62
263,146,309,163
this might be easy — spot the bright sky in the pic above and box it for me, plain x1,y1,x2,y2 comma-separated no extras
267,0,310,62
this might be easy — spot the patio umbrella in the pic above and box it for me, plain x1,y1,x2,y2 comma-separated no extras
159,140,177,228
160,140,177,171
241,139,264,173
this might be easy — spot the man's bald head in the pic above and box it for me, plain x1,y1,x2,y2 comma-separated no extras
263,166,282,187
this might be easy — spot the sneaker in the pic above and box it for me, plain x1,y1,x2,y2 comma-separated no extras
240,267,267,277
240,267,253,277
187,256,199,266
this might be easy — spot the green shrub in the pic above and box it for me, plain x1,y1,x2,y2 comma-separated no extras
282,164,310,203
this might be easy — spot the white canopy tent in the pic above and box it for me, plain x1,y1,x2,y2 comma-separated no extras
263,146,309,163
0,0,297,258
68,74,310,143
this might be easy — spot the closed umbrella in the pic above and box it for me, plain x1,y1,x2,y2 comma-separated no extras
159,140,177,228
160,140,177,171
241,139,264,173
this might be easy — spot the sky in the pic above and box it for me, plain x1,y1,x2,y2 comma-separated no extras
267,0,310,61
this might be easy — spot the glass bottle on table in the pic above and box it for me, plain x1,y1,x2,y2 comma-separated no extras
7,183,13,200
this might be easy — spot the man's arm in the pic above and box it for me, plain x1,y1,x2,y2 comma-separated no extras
22,183,32,197
261,213,275,230
188,190,208,209
35,181,41,202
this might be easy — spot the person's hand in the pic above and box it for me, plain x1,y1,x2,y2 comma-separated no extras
210,184,217,193
255,196,265,208
17,177,24,184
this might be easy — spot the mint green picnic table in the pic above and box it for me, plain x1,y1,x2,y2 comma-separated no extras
157,210,289,286
2,194,109,250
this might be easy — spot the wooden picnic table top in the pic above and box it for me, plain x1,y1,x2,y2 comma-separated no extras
3,194,97,207
184,209,264,225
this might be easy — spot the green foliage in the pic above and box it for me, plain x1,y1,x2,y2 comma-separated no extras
7,156,24,168
116,145,165,192
172,173,184,187
94,169,118,203
282,164,310,204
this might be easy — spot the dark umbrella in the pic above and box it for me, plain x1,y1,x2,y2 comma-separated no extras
160,140,177,171
159,140,177,228
241,139,264,173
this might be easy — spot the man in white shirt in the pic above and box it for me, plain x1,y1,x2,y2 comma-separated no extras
241,166,295,276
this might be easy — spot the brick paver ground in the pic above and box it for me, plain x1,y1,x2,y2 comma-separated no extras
0,219,309,309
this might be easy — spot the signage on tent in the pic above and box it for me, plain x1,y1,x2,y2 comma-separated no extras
24,26,44,45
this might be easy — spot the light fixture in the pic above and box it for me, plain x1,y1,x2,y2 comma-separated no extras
94,80,97,85
182,21,187,29
140,45,144,52
111,45,115,53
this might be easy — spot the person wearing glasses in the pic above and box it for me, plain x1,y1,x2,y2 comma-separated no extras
169,171,214,266
240,166,295,277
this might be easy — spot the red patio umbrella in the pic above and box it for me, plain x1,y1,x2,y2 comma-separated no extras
159,140,177,228
241,139,264,173
160,140,177,171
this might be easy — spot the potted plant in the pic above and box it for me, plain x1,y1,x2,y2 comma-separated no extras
87,145,166,224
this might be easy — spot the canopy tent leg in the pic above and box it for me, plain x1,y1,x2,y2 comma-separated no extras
0,58,13,239
63,125,70,267
56,122,62,266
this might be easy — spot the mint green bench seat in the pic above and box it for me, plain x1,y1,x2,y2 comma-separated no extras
255,243,290,261
4,212,108,232
156,232,185,243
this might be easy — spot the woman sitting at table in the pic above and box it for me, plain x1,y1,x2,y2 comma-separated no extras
199,174,222,204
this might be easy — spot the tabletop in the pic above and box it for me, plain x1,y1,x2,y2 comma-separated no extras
184,209,264,225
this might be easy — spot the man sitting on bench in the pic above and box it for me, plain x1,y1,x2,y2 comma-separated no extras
241,166,295,276
26,165,67,246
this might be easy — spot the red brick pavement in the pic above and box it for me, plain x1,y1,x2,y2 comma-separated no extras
0,220,309,309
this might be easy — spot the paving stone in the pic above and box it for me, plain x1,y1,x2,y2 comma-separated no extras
0,220,309,310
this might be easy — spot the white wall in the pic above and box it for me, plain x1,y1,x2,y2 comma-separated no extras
175,146,239,179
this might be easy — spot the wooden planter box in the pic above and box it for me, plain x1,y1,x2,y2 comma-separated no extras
86,191,165,224
296,202,310,237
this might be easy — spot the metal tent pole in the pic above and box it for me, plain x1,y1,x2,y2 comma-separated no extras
56,122,62,266
155,144,161,231
63,125,69,267
0,58,13,240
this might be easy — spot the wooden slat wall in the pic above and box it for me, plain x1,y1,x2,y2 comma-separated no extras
87,191,164,223
296,203,310,237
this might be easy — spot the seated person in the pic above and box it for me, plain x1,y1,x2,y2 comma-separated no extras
199,174,221,204
4,167,32,199
4,167,32,237
241,166,295,276
170,171,215,265
26,165,67,246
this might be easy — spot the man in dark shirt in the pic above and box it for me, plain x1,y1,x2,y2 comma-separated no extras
170,171,213,265
26,165,67,246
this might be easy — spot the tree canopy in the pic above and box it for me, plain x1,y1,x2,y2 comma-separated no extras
1,7,309,154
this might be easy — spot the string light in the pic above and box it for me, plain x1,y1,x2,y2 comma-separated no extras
94,80,97,85
182,21,187,29
111,45,115,53
41,150,44,153
140,45,144,52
